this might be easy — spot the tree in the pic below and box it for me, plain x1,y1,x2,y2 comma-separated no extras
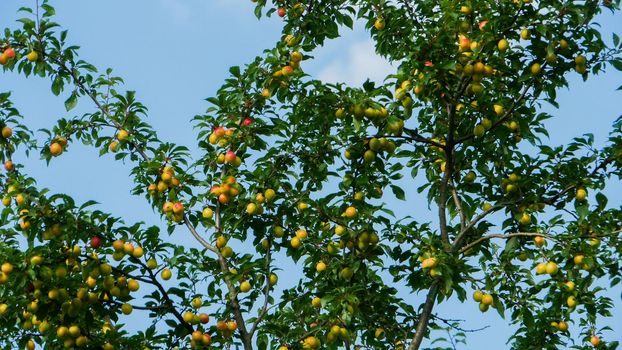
0,0,621,349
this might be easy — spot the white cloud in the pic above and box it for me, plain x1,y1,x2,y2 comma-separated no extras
317,40,394,86
159,0,192,21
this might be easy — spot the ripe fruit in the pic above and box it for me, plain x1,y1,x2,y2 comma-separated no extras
519,213,531,225
374,17,385,30
90,236,102,249
173,202,184,214
1,263,13,274
75,336,87,347
311,297,321,308
49,142,63,156
290,237,301,249
295,201,309,212
564,281,575,291
546,261,558,275
132,246,144,258
269,273,278,286
590,336,600,347
112,239,124,251
183,312,194,323
473,290,483,302
161,268,172,280
277,7,286,17
221,246,233,258
15,194,26,205
576,188,587,201
264,188,276,202
26,340,35,350
3,160,13,172
304,336,320,349
520,28,530,40
421,257,437,269
4,48,15,59
121,303,133,315
226,321,237,331
191,297,203,309
30,256,43,265
27,51,38,62
117,129,129,141
69,325,81,337
567,296,577,308
344,206,357,218
316,261,326,272
1,126,12,138
57,326,69,338
246,203,259,215
240,280,251,293
536,262,547,275
202,207,213,218
123,242,135,255
573,255,584,265
557,321,568,332
109,141,119,152
534,235,545,247
295,229,308,239
481,294,494,306
498,39,509,51
530,63,542,75
128,279,140,292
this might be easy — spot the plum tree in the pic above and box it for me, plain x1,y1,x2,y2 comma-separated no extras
0,0,622,350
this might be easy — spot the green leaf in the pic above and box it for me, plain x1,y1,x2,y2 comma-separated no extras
65,92,78,111
595,192,607,210
390,185,406,200
611,59,622,71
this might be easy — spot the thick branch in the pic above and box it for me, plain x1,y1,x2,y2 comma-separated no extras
408,282,440,350
250,240,273,336
449,179,466,232
439,103,457,245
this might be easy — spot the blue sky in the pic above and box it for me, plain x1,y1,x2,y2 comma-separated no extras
1,0,621,348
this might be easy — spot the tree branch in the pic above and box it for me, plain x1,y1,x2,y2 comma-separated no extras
249,239,273,336
449,179,466,232
451,202,507,251
459,232,554,254
408,282,440,350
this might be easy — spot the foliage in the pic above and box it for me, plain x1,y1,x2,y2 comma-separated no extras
1,0,622,349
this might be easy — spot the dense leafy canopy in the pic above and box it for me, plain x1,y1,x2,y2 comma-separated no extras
1,0,622,349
